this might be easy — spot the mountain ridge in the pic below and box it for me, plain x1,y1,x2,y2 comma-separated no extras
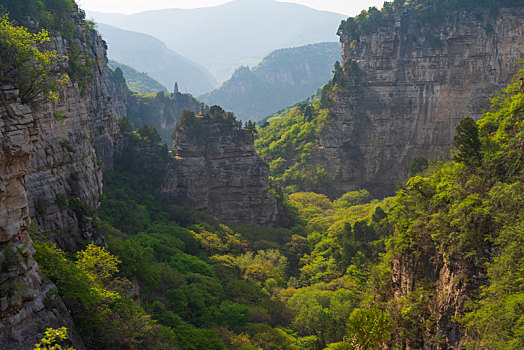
86,0,346,81
200,42,340,121
96,22,217,95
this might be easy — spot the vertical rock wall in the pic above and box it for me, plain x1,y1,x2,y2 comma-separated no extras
24,18,119,250
320,6,524,196
0,85,84,350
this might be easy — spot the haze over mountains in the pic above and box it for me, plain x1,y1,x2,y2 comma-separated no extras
107,60,167,94
87,0,346,82
200,42,340,121
97,23,217,95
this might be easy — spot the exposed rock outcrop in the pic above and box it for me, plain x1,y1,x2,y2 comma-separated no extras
319,5,524,197
0,85,84,350
1,11,121,349
116,112,278,226
24,17,119,251
166,114,278,225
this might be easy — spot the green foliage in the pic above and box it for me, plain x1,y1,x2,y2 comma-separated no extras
346,306,391,350
453,117,482,166
408,156,429,177
137,124,162,144
0,15,68,103
117,115,133,134
108,60,167,94
173,110,203,141
33,240,177,349
33,327,74,350
256,101,332,193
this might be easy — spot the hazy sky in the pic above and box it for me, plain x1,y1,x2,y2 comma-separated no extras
78,0,386,16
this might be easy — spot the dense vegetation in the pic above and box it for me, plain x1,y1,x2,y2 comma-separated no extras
32,71,524,348
108,60,167,94
200,43,340,122
255,95,334,194
338,0,523,45
4,0,522,349
0,15,68,103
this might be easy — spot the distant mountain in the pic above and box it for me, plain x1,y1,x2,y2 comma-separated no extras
87,0,346,81
97,23,217,96
108,60,167,94
200,42,340,121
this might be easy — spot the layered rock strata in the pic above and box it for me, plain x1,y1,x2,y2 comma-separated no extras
167,115,278,225
118,113,278,226
319,5,524,196
0,85,84,350
24,17,119,250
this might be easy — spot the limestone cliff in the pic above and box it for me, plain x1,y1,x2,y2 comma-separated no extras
319,4,524,196
0,9,120,349
22,16,119,251
166,113,278,225
0,85,85,350
116,112,278,226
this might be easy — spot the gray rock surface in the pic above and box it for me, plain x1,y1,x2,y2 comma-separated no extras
318,6,524,197
0,85,84,350
0,13,120,349
166,114,278,225
25,18,119,251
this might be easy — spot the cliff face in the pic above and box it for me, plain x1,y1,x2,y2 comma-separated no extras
24,18,119,251
166,115,278,225
319,6,524,196
0,12,121,349
0,86,84,350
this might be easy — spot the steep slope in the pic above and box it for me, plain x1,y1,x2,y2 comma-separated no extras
24,18,119,252
0,2,120,348
0,85,84,350
96,23,217,95
108,60,167,94
381,74,524,349
87,0,346,81
319,1,524,196
200,42,340,121
257,1,524,197
165,108,278,225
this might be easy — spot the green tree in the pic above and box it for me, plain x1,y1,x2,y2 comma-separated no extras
409,156,429,177
346,306,391,350
117,116,133,133
34,327,74,350
76,243,120,282
0,15,68,103
138,124,162,144
453,117,482,166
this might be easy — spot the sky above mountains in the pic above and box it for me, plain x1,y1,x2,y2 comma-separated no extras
78,0,385,16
